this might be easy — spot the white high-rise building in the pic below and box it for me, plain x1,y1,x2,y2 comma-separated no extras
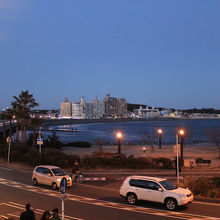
72,102,80,119
60,98,72,118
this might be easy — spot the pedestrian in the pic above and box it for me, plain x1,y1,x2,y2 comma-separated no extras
50,208,60,220
40,211,50,220
19,203,36,220
71,160,80,182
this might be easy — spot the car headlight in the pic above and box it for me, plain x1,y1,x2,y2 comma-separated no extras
56,178,61,181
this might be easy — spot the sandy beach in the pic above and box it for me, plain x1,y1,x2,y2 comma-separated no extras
62,144,220,168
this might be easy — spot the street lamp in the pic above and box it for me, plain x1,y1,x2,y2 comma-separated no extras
6,136,13,164
179,129,185,158
157,129,162,149
175,129,184,183
116,132,122,154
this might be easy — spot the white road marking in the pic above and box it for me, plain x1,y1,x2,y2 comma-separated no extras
8,213,20,218
0,201,84,220
0,177,219,220
0,167,12,171
193,201,220,207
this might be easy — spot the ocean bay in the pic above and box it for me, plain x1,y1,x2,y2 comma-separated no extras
42,119,220,145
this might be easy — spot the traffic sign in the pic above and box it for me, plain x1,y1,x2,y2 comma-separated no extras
60,177,67,194
37,138,43,145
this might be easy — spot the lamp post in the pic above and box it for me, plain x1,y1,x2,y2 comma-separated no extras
179,129,184,158
157,129,162,149
6,136,13,164
116,132,122,154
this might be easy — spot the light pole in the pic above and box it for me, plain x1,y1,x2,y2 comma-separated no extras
157,129,162,149
6,136,13,164
179,129,184,158
116,132,122,154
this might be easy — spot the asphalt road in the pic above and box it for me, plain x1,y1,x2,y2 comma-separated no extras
0,166,220,220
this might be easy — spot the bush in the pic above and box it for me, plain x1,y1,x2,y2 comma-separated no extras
177,176,220,198
152,158,174,169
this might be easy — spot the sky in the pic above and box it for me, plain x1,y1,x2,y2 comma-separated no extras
0,0,220,110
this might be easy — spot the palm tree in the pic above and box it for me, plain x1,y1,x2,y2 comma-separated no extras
12,90,39,144
5,108,14,138
11,101,22,143
30,117,45,147
0,111,7,139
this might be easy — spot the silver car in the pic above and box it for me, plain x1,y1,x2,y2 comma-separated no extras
32,165,72,189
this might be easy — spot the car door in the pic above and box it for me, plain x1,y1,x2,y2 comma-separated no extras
134,180,149,200
145,181,164,203
34,167,45,184
42,168,53,186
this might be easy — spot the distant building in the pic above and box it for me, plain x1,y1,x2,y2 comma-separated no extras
85,102,94,119
104,94,127,118
134,106,160,118
91,96,105,119
79,97,86,119
60,98,72,118
72,102,80,119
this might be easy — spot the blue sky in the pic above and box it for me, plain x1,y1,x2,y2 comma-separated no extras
0,0,220,109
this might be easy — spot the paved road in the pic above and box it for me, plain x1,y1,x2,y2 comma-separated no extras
0,166,220,220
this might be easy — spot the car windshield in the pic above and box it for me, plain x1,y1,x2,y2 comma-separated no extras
51,168,65,176
159,180,177,190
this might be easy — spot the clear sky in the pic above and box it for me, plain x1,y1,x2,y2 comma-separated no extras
0,0,220,110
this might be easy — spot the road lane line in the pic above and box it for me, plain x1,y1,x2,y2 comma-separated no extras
0,178,219,220
4,201,84,220
9,201,24,207
193,201,220,207
0,167,12,171
8,213,20,218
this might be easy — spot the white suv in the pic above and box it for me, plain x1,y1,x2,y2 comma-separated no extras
120,176,193,210
32,165,72,189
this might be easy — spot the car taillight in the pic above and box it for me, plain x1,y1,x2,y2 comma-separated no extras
120,177,127,187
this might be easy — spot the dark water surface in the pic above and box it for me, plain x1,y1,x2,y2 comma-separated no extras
42,119,220,145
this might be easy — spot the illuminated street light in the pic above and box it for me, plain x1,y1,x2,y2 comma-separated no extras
157,129,162,149
179,129,185,158
116,132,122,154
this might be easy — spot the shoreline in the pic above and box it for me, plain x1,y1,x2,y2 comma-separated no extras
44,118,220,126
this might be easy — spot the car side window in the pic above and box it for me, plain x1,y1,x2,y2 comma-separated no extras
129,179,136,187
146,181,161,191
36,167,44,174
43,168,52,175
136,180,148,189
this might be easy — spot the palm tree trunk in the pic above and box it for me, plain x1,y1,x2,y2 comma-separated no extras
23,123,26,145
21,120,24,143
33,127,36,147
3,121,6,138
16,121,19,143
9,119,12,137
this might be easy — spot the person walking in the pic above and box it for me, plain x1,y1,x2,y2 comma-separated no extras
71,160,81,182
40,211,50,220
19,203,36,220
50,208,60,220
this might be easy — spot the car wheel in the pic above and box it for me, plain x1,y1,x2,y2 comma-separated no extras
126,193,137,205
33,178,38,186
165,198,177,210
52,182,57,190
